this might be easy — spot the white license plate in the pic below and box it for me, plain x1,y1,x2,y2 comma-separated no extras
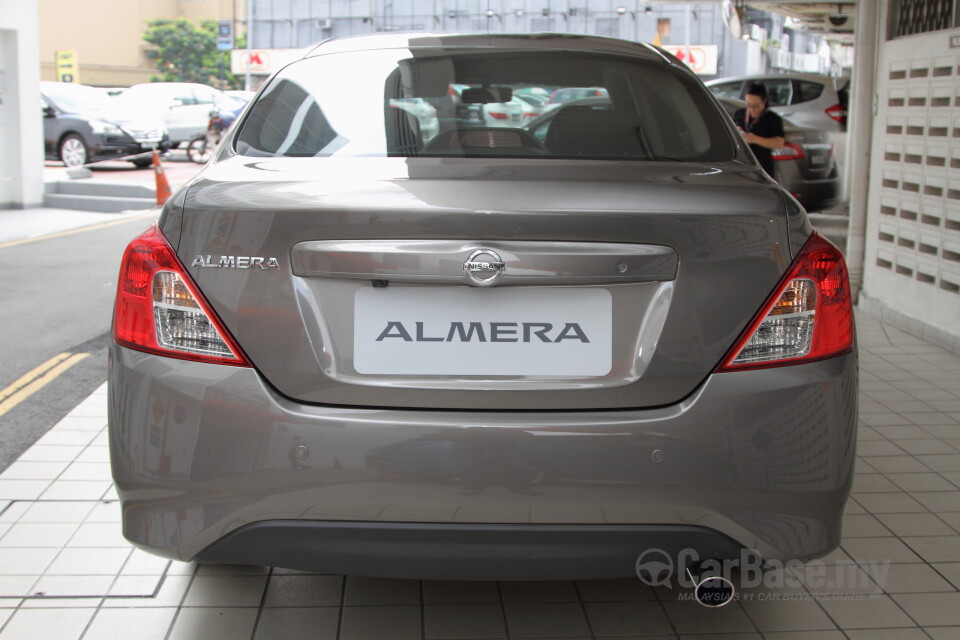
810,154,826,166
354,287,612,376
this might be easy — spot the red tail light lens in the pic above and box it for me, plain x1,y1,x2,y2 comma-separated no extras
717,232,854,371
825,103,847,125
772,142,805,161
488,112,510,120
113,224,250,367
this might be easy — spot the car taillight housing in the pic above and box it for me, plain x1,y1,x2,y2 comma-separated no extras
825,103,847,125
717,231,854,371
113,224,250,367
772,142,805,161
488,112,510,120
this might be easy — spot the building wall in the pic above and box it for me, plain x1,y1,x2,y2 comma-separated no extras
38,0,243,87
0,0,44,208
861,24,960,350
246,0,830,82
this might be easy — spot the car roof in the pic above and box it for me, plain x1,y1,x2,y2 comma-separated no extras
305,32,670,63
705,72,843,86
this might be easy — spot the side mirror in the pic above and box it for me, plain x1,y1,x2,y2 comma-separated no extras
42,105,56,117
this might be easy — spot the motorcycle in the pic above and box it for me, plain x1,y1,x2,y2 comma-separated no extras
187,108,229,164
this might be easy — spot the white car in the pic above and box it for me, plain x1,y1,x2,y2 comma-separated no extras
114,82,245,146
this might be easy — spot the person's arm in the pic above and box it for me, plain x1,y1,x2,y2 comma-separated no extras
743,131,785,149
743,112,785,149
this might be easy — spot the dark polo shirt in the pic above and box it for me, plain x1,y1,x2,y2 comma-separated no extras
734,108,785,176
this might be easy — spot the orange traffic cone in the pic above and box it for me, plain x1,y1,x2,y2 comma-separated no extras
152,150,172,205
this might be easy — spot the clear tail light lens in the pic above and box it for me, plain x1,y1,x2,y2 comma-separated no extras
825,103,847,125
772,142,805,161
718,232,854,371
113,225,250,366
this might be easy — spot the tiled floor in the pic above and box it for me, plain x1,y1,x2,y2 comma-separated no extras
1,311,959,639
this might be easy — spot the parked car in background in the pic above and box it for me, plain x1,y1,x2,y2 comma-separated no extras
40,81,169,168
114,82,246,147
110,33,856,586
390,97,440,142
705,73,849,132
225,90,257,103
718,98,841,211
544,86,609,111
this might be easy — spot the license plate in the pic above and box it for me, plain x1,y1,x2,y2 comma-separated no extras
354,287,612,376
810,154,826,166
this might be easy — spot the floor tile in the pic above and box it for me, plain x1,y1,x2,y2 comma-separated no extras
262,574,343,607
576,578,657,602
842,513,892,537
499,581,579,603
339,605,421,640
0,461,70,480
816,593,916,629
0,548,58,575
31,574,114,597
660,600,756,634
83,607,177,640
182,575,268,607
851,492,928,514
876,512,957,537
422,580,501,604
39,480,111,501
0,607,94,640
504,603,592,638
46,547,131,576
166,607,259,640
894,592,960,626
739,596,837,632
101,574,192,608
0,523,78,548
842,537,924,564
886,472,959,492
584,601,674,636
912,491,960,512
423,603,507,639
341,576,421,606
253,607,340,638
901,536,960,563
19,501,95,524
851,474,900,493
863,561,955,593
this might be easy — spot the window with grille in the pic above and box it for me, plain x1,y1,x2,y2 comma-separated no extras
890,0,959,38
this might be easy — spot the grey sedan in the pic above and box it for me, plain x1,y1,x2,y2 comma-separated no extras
109,33,857,592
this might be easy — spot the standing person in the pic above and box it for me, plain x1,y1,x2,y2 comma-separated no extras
733,83,785,178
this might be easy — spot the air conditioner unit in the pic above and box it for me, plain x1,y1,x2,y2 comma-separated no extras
749,24,767,41
316,18,332,30
826,14,854,33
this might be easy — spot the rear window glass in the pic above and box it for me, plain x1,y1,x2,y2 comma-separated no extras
234,48,734,162
793,81,824,104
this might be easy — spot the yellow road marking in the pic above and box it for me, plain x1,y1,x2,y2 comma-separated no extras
0,352,90,418
0,211,158,250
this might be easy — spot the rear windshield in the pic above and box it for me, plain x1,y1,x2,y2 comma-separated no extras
235,48,734,162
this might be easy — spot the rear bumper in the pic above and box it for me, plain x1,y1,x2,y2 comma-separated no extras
108,344,857,577
775,164,841,212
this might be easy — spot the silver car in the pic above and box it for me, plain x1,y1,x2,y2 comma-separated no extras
110,33,857,584
704,72,849,133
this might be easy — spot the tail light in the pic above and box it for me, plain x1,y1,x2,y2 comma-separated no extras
113,224,250,367
825,103,847,125
717,232,853,371
772,142,805,161
488,112,510,120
